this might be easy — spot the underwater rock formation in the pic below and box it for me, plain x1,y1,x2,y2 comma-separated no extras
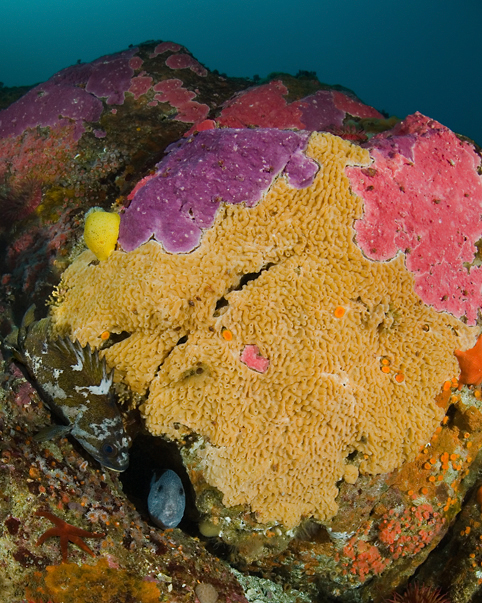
50,124,479,534
2,39,482,603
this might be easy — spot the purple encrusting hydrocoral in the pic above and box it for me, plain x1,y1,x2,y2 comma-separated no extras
299,90,346,131
0,49,137,140
118,128,318,253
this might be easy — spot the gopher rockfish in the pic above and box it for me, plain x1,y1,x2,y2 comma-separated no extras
10,305,129,471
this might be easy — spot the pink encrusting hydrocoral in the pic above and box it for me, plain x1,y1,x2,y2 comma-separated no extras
149,41,183,58
218,82,385,131
217,80,306,129
332,90,383,119
0,122,78,184
346,112,482,325
127,75,153,99
165,53,208,77
150,79,209,122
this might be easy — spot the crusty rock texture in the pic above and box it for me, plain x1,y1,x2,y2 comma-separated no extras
51,131,477,528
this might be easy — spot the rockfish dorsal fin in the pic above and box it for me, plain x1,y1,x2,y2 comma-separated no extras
50,337,113,386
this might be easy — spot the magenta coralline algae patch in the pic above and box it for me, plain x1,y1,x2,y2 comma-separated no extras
346,112,482,324
217,81,306,129
119,128,318,253
0,49,137,139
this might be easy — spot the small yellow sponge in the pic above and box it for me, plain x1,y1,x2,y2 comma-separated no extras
84,208,120,261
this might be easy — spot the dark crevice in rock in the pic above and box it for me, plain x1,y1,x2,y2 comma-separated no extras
103,331,131,348
213,297,228,317
234,263,275,291
213,263,275,317
153,333,189,374
119,432,199,535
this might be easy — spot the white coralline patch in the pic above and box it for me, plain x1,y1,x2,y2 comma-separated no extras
42,381,67,400
75,374,112,397
70,341,85,371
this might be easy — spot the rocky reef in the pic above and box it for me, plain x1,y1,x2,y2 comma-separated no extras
1,40,482,603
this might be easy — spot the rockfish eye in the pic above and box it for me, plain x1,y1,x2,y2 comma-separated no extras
101,442,118,457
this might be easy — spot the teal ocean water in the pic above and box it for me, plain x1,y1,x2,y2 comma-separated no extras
1,0,481,145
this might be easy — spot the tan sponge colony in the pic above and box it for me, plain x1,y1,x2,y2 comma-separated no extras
51,133,476,528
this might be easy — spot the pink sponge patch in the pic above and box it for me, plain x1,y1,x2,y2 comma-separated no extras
240,345,270,373
346,112,482,325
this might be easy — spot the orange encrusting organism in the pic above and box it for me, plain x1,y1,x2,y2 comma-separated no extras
455,335,482,389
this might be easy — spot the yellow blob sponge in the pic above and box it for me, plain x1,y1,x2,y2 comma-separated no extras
84,208,120,261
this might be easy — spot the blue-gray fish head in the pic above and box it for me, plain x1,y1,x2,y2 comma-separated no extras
148,469,185,528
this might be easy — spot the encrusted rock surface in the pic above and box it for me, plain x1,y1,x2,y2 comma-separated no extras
1,40,482,603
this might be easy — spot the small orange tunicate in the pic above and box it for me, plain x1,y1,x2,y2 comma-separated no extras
334,306,345,318
395,373,405,383
101,331,110,340
443,381,451,391
222,329,233,341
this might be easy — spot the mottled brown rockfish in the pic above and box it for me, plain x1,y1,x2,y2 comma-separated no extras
10,306,129,471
